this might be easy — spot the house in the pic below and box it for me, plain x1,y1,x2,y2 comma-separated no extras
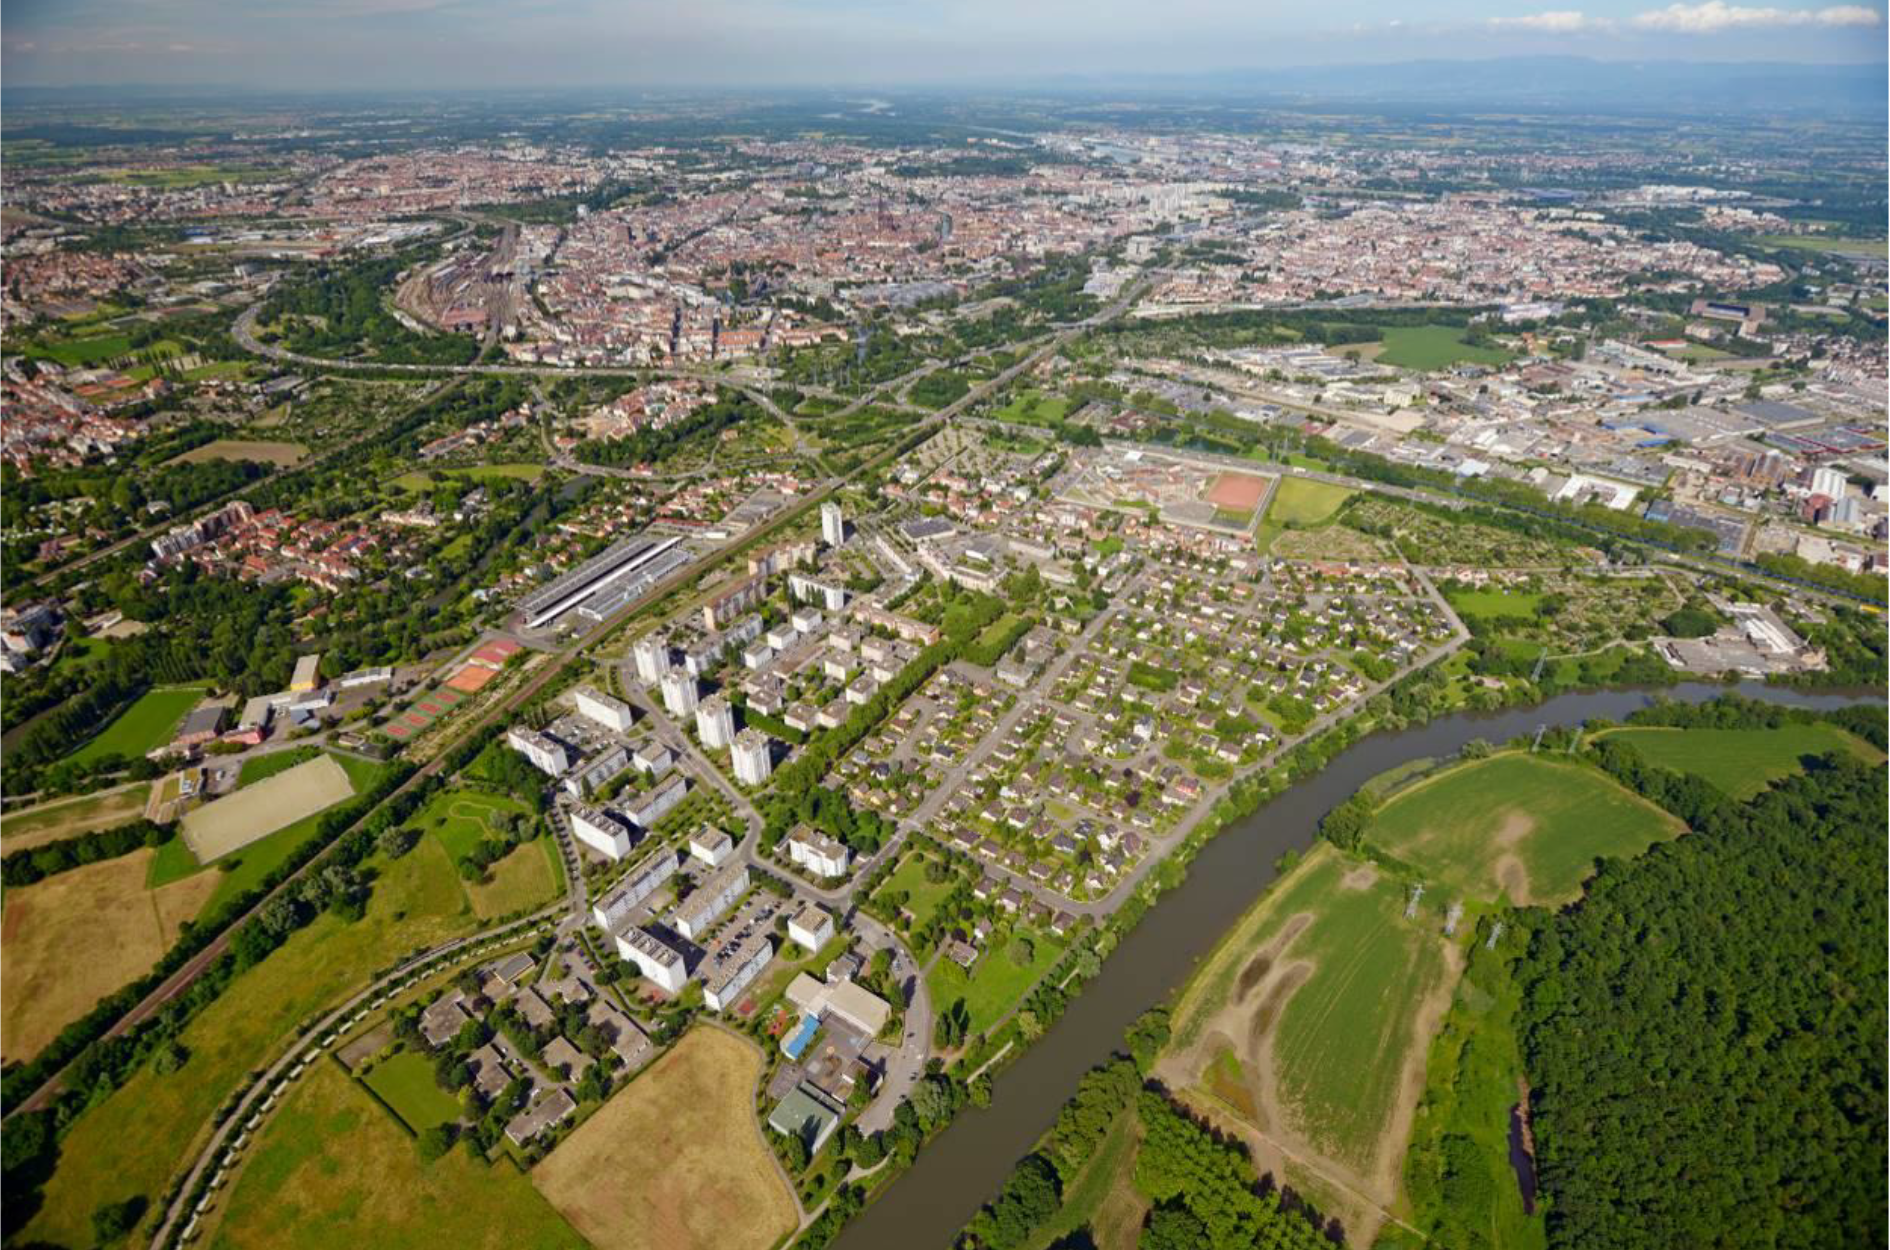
486,951,536,987
419,992,472,1048
505,1088,577,1146
515,986,557,1031
290,653,323,693
542,1036,594,1082
173,704,227,749
468,1043,513,1100
587,999,653,1069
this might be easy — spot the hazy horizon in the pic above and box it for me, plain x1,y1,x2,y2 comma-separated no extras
4,0,1885,92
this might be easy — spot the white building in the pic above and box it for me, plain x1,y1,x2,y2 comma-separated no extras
590,847,679,931
670,860,751,940
632,741,675,777
507,727,569,776
821,501,846,547
787,903,835,952
633,633,673,684
661,670,700,718
625,774,689,828
702,933,773,1012
786,826,851,879
696,694,736,750
574,686,635,733
689,827,735,867
570,805,635,860
616,927,688,993
732,729,774,786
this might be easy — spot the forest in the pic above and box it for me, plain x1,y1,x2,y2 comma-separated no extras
1516,745,1886,1250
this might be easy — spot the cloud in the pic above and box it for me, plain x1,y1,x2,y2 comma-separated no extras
1631,2,1884,31
1488,10,1601,31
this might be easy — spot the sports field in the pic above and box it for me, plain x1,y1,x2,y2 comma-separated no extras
1603,724,1882,800
533,1028,796,1250
1375,325,1515,371
1363,752,1684,906
172,438,307,466
1159,842,1454,1240
1,846,219,1062
207,1063,583,1250
182,755,356,861
20,835,476,1249
67,685,208,765
0,784,151,851
1205,471,1271,512
1256,476,1353,553
362,1051,465,1133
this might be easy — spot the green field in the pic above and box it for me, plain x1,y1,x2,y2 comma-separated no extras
1256,477,1353,552
872,852,959,929
362,1051,465,1133
1603,724,1881,800
238,747,322,787
208,1063,583,1250
1444,587,1545,621
1376,325,1516,371
1364,752,1684,906
149,754,390,915
28,332,134,367
68,685,210,765
411,786,534,861
1022,1103,1145,1250
992,389,1072,427
925,930,1065,1036
21,835,477,1249
394,463,544,492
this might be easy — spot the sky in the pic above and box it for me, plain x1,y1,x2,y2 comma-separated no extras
3,0,1885,91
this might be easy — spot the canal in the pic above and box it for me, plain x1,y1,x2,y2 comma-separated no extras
833,681,1878,1250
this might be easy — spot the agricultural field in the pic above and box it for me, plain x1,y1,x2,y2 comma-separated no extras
1158,842,1455,1244
1375,324,1516,371
0,783,152,851
206,1062,584,1250
67,684,210,765
19,833,477,1249
171,438,309,466
361,1050,466,1133
924,928,1065,1036
533,1028,796,1250
0,845,219,1062
1363,752,1685,906
181,754,357,861
1602,723,1882,800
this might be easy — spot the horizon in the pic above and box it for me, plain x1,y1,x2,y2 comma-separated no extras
4,1,1886,92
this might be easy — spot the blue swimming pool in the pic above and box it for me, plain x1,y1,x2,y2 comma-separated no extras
781,1013,821,1060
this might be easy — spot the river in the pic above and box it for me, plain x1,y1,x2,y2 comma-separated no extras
833,681,1878,1250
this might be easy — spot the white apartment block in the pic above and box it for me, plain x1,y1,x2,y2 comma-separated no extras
786,826,851,879
616,927,688,993
661,669,700,718
569,805,634,860
574,686,635,733
696,694,736,749
507,726,569,776
669,859,752,941
703,933,773,1012
590,847,679,932
732,729,774,785
633,634,672,684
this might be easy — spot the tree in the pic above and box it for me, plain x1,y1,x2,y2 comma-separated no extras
417,1123,459,1163
378,826,420,859
1125,1007,1171,1075
1140,1204,1206,1250
150,1038,190,1075
90,1196,147,1244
